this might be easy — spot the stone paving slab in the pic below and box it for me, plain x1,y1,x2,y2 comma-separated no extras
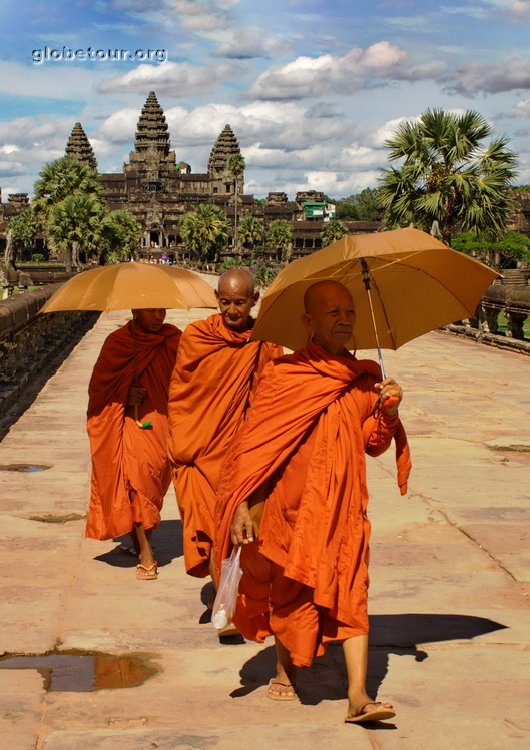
0,282,529,749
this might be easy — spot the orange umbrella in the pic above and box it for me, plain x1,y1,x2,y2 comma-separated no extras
251,227,499,368
39,261,217,313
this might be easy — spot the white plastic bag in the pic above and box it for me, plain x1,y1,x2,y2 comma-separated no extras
211,546,242,630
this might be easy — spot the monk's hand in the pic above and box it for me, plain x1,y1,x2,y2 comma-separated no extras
126,385,146,406
375,377,402,417
231,501,254,546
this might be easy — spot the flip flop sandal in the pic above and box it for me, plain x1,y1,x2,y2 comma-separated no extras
136,562,158,580
345,700,396,723
266,678,299,701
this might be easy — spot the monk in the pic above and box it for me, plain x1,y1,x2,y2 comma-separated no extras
167,269,282,606
86,308,181,580
215,280,411,722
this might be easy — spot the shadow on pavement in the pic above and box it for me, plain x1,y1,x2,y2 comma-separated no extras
93,519,183,569
231,613,507,707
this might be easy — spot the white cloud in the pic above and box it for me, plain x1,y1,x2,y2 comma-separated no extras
506,0,530,20
443,58,530,95
509,98,530,117
96,60,238,95
247,42,410,100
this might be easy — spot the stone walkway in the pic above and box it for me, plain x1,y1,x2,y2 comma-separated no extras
0,287,529,749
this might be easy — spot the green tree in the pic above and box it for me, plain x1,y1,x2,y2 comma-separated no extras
378,108,517,244
33,157,102,220
47,194,104,270
238,215,264,255
321,218,348,247
97,210,142,264
228,153,245,253
5,208,41,267
452,230,530,269
266,219,293,263
180,203,230,262
335,188,382,221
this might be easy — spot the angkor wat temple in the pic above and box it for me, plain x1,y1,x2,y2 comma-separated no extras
1,90,530,261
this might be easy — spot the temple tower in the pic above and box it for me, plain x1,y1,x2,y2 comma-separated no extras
65,122,97,170
208,124,243,196
126,91,176,179
133,91,170,156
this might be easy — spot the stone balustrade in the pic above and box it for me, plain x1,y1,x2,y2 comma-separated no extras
446,275,530,354
0,285,98,423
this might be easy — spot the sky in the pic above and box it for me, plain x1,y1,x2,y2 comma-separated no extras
1,0,530,201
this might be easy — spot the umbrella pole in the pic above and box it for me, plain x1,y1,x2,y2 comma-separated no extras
361,259,386,379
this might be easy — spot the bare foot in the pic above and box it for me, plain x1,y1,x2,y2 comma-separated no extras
345,694,395,723
267,677,298,701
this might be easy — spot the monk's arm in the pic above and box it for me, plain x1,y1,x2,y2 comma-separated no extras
361,374,403,457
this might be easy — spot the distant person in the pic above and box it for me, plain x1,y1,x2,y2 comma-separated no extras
86,309,181,580
167,269,282,630
215,280,411,721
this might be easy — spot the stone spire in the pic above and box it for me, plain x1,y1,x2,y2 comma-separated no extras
65,122,97,170
134,91,170,155
208,124,241,176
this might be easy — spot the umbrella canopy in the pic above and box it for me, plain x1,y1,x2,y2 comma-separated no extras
251,227,499,352
39,261,217,313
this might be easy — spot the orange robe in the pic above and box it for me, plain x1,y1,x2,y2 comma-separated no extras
167,313,282,577
85,320,181,540
215,342,411,667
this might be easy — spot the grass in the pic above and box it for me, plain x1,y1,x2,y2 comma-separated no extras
496,311,530,338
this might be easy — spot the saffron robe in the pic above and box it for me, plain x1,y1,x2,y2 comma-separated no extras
167,313,282,577
85,320,181,540
215,342,411,667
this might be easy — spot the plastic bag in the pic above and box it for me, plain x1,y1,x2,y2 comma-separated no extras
211,546,242,630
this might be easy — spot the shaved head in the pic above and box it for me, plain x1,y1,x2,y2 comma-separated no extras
302,280,356,355
304,280,353,313
215,267,259,331
217,267,255,297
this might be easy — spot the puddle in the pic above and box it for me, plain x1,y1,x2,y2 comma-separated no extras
0,651,160,692
0,464,51,472
26,512,85,524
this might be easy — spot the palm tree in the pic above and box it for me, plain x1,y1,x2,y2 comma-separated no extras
227,153,245,253
266,219,293,262
98,210,142,264
5,208,41,267
378,108,517,244
33,157,102,220
238,215,264,256
180,203,230,263
47,194,104,270
321,218,348,247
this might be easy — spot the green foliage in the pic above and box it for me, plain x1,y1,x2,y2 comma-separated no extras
97,210,142,263
31,253,45,263
47,194,104,269
254,265,278,288
334,188,382,221
452,230,530,268
227,153,245,176
266,219,293,261
180,203,230,262
321,218,348,247
238,215,264,253
219,257,245,271
8,208,41,244
378,108,518,244
33,157,101,219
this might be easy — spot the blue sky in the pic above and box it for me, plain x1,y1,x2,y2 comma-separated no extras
1,0,530,199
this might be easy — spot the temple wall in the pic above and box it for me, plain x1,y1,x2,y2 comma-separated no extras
0,286,98,422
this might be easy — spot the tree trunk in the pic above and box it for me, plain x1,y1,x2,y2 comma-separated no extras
4,230,16,272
